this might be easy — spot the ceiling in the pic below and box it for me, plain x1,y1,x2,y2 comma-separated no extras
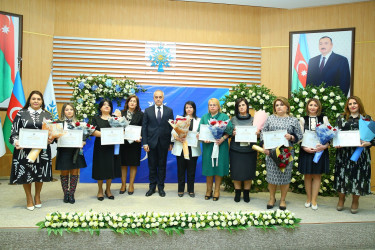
174,0,370,9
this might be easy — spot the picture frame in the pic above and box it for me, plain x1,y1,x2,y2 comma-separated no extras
289,28,355,97
0,11,23,110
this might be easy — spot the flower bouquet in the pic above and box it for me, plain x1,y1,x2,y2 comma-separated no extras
27,119,65,163
208,118,229,167
108,116,129,155
168,116,191,159
253,110,268,130
71,121,96,163
350,117,375,162
313,123,338,163
268,146,293,173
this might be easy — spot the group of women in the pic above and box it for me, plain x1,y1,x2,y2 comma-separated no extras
9,91,373,214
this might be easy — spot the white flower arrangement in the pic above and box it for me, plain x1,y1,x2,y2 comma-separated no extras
67,75,145,121
37,210,301,236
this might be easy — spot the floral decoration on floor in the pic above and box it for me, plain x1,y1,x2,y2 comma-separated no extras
37,210,301,236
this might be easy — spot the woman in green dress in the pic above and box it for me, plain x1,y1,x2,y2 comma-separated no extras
199,98,233,201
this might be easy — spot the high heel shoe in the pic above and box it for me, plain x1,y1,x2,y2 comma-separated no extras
267,199,276,209
26,206,35,211
97,196,104,201
213,196,220,201
205,191,213,200
35,203,42,208
279,200,287,210
105,190,115,200
119,187,126,194
337,198,346,211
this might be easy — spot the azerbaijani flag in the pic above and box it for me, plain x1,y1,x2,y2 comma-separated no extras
0,13,16,105
291,34,310,92
3,71,26,152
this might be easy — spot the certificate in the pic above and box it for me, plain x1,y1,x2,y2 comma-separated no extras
198,124,216,142
101,127,125,145
186,131,199,147
301,130,320,149
124,125,142,141
19,128,48,149
57,130,83,148
263,130,289,149
333,131,361,147
235,126,257,143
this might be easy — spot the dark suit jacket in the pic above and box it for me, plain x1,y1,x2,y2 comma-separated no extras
142,105,174,149
121,110,144,126
306,52,350,96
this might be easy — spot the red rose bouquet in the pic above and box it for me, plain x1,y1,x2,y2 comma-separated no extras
268,146,293,173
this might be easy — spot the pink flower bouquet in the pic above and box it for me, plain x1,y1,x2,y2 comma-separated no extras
169,116,191,159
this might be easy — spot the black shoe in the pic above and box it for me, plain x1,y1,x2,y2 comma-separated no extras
128,191,134,195
234,189,241,203
159,190,166,197
205,191,213,200
119,190,125,194
189,193,195,198
145,189,155,197
97,196,104,201
69,194,75,204
267,199,276,209
243,189,250,203
279,206,286,211
178,193,184,197
213,196,220,201
63,193,69,203
105,190,115,200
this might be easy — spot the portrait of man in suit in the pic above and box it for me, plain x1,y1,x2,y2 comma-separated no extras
306,36,351,96
142,90,174,197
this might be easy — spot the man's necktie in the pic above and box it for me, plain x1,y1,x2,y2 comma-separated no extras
157,106,161,124
319,57,326,71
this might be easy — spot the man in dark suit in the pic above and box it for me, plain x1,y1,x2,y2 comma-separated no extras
142,90,174,197
306,36,350,96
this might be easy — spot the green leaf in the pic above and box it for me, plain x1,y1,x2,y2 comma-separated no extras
47,228,52,236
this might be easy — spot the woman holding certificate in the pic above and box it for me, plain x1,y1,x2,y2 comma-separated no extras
114,95,143,195
56,103,86,204
199,98,233,201
171,101,201,198
9,90,54,211
334,96,374,214
91,99,121,201
262,97,303,210
298,98,329,210
230,98,258,203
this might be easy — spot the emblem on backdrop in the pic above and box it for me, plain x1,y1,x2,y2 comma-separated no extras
145,42,176,72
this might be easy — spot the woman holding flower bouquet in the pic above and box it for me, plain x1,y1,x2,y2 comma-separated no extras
334,96,374,214
199,98,233,201
171,101,201,198
114,95,144,195
9,90,54,211
91,99,121,201
262,97,303,210
56,103,87,204
230,98,259,203
298,98,330,210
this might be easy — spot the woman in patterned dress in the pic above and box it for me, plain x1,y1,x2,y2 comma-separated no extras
9,90,54,211
262,97,303,210
298,98,330,210
334,96,373,214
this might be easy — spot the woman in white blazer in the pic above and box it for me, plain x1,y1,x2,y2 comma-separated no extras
172,101,202,198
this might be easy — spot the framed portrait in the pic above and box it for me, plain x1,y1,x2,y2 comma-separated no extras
289,28,355,97
0,11,23,110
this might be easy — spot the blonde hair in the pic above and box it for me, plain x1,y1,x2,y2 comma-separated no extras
273,96,291,115
208,98,221,113
305,98,322,116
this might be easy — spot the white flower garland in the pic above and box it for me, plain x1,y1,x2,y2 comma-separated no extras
37,210,301,235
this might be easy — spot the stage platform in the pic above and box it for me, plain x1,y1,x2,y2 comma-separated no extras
0,178,374,249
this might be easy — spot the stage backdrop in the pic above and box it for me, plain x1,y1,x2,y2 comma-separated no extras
79,85,229,183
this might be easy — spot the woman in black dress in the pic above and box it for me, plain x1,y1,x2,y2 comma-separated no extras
91,99,121,201
334,96,373,214
114,95,143,195
230,98,258,203
298,98,329,210
56,103,86,204
10,90,54,211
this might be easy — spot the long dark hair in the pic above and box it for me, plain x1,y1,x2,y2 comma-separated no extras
60,103,78,122
343,96,366,120
234,98,249,116
122,95,141,112
23,90,45,110
183,101,197,119
98,98,113,115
